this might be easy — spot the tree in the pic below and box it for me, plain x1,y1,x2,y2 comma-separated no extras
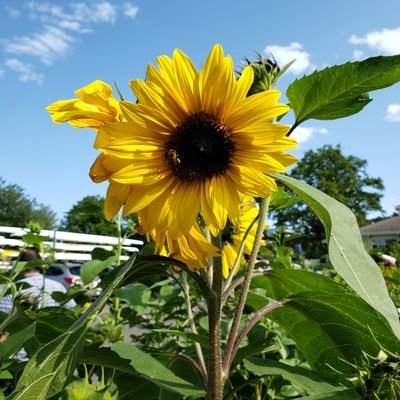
0,177,57,228
273,145,384,257
60,195,118,236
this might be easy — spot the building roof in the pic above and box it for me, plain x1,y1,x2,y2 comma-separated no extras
360,215,400,236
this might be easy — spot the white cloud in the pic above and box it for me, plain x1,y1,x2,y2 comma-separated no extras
6,7,21,18
58,20,83,32
70,2,117,24
290,126,328,144
27,2,67,20
349,27,400,55
265,42,315,75
4,26,74,65
5,58,44,85
385,103,400,122
2,1,139,83
123,2,139,18
90,2,117,23
353,49,364,60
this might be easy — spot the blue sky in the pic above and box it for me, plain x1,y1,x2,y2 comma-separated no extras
1,0,400,223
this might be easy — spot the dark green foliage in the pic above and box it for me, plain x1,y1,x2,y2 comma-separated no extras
60,195,118,236
0,177,56,228
273,145,384,257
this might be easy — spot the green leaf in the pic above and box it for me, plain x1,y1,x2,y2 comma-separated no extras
272,173,400,340
153,329,209,347
244,358,359,398
91,247,115,261
111,342,205,397
80,345,135,374
251,270,347,298
270,186,300,210
115,282,151,313
100,254,211,299
247,288,400,378
35,307,77,344
0,370,13,379
21,233,50,246
9,253,138,400
80,255,117,285
0,322,36,360
298,393,359,400
114,373,161,400
287,54,400,124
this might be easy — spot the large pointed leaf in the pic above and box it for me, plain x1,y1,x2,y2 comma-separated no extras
243,358,359,398
80,345,136,374
9,253,138,400
247,289,400,378
114,373,162,400
111,342,205,397
251,270,347,298
0,323,36,360
272,173,400,340
100,254,211,299
287,54,400,124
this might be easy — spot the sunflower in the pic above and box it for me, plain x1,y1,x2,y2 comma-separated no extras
46,80,124,130
137,220,218,272
51,45,297,238
221,197,265,278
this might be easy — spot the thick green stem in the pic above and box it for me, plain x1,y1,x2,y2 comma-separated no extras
207,234,224,400
222,197,270,376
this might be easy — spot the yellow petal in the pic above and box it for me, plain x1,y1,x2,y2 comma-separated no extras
168,183,200,239
123,177,173,215
228,165,277,197
104,182,131,220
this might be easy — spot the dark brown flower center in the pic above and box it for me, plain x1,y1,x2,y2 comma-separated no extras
164,111,235,182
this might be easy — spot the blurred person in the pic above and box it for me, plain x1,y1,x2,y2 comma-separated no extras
0,248,75,313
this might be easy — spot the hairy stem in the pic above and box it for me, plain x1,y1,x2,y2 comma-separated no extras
223,214,258,293
207,234,224,399
230,300,286,363
222,271,269,305
222,197,271,376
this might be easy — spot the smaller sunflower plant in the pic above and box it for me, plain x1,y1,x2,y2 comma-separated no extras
8,45,400,400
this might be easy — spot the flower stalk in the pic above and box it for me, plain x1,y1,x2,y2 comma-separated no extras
222,196,271,376
207,234,224,399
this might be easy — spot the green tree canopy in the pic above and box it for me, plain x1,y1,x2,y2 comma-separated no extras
273,145,384,257
60,195,118,236
0,177,56,229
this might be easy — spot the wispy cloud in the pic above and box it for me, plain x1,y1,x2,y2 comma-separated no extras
353,49,364,60
2,1,139,83
4,26,74,65
6,7,21,18
290,126,328,144
4,58,44,85
349,27,400,55
264,42,315,75
385,103,400,122
123,2,139,18
0,68,4,79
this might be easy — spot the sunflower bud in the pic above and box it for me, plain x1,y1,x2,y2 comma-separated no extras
242,53,294,94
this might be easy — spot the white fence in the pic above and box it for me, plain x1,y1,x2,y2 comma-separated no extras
0,226,143,264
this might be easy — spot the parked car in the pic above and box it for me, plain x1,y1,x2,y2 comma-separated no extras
46,263,101,296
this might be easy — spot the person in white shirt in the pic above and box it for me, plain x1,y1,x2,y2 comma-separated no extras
0,248,76,313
